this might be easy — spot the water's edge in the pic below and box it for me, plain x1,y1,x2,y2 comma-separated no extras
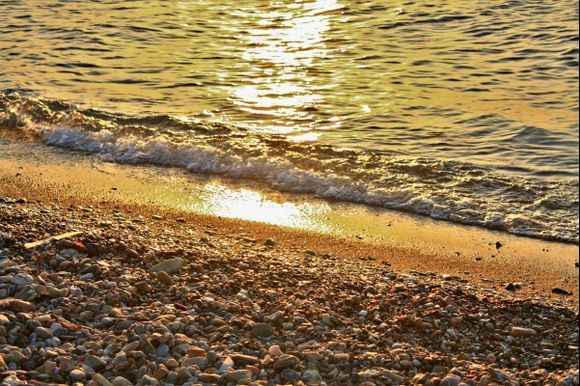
1,92,578,243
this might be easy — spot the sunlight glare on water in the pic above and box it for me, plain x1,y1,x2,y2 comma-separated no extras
189,182,334,232
0,0,577,174
230,0,344,134
0,0,578,242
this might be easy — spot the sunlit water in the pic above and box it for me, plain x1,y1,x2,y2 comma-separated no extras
0,0,578,242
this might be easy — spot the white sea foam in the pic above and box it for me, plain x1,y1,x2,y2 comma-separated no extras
1,92,577,243
40,125,579,243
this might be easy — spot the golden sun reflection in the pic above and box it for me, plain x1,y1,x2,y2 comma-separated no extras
189,183,334,232
230,0,344,134
288,131,321,142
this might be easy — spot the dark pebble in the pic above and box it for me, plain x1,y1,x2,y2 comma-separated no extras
505,282,522,291
552,287,572,296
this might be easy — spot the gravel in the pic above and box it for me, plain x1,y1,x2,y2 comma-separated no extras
0,198,578,385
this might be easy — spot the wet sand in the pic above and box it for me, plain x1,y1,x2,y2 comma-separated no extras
0,138,578,306
0,140,578,385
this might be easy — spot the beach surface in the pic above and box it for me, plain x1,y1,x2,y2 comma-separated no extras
0,140,578,385
1,0,578,384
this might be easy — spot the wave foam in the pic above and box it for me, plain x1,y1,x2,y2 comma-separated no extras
2,93,579,243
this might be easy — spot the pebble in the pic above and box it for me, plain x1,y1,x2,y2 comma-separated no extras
0,200,576,386
12,274,34,285
35,326,53,339
303,369,322,382
125,248,140,259
152,364,169,380
440,374,462,386
281,368,301,382
231,354,259,365
505,282,523,291
0,298,36,311
552,287,572,296
510,326,538,337
69,368,86,382
112,376,134,386
182,356,208,369
268,344,283,357
135,281,150,292
80,272,95,281
252,322,274,338
303,351,323,361
156,271,172,285
156,344,170,357
187,346,207,357
383,370,405,383
198,373,221,383
93,373,113,386
274,354,300,371
151,258,183,274
225,369,252,383
220,356,234,372
85,355,107,370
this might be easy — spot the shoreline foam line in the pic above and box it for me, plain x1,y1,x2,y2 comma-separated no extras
1,93,579,243
0,137,578,308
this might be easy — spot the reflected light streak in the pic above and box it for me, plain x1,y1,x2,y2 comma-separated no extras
230,0,343,134
188,182,334,232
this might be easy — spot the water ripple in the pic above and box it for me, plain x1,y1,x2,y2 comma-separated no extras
0,0,578,239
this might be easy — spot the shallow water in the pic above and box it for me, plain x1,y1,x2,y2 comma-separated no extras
0,0,578,242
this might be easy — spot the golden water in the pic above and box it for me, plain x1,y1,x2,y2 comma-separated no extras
1,0,577,172
1,0,578,242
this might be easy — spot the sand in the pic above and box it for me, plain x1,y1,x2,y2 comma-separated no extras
0,139,578,385
0,137,577,306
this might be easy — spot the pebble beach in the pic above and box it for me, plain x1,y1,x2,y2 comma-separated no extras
0,190,578,386
1,0,579,384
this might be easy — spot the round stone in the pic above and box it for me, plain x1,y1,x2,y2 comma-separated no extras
69,368,86,382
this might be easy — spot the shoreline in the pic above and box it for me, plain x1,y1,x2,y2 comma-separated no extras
0,140,578,384
0,138,578,307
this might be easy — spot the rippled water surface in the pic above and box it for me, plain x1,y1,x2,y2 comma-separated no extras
1,0,579,242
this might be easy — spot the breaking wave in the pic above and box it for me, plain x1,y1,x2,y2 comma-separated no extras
1,92,578,243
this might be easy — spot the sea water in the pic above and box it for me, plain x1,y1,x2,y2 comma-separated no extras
0,0,578,242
